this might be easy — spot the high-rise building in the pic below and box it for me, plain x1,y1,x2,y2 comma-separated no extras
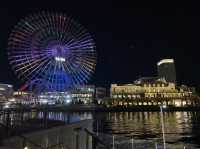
157,59,176,83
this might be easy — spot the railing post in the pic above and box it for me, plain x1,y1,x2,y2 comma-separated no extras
86,133,89,149
43,109,48,128
6,111,10,137
74,127,82,149
67,112,70,124
112,135,115,149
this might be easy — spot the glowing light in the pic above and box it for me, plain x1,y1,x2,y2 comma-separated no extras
0,88,5,91
157,59,174,66
55,56,66,62
9,98,16,102
7,85,13,88
40,99,48,104
66,99,71,103
8,12,96,92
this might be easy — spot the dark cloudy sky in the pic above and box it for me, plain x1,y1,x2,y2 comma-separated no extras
0,1,200,90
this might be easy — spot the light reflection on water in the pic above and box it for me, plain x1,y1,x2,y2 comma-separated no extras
42,111,200,148
38,112,93,123
1,111,200,148
43,111,200,147
93,112,200,148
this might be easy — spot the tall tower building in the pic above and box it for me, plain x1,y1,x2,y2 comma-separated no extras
157,59,176,83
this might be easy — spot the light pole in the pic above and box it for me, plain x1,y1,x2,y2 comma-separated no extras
160,105,166,149
112,135,115,149
131,137,134,149
155,142,158,149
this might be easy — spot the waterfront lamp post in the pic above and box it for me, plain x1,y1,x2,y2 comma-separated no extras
112,135,115,149
160,105,166,149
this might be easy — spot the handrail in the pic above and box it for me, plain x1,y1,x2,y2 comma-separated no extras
84,128,111,149
18,135,44,149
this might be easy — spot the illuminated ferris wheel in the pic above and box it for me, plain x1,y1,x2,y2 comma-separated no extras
8,12,96,92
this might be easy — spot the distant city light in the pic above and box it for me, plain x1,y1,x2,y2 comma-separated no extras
55,56,66,62
7,85,13,88
0,87,5,91
66,99,71,103
9,98,16,102
157,59,174,66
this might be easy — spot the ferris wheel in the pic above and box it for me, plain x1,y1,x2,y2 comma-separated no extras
8,12,96,92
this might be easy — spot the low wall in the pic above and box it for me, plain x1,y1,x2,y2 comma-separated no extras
1,119,94,149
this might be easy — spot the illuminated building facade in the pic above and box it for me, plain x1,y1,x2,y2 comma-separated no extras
29,85,96,104
12,85,106,104
71,85,95,104
38,92,72,104
157,59,176,83
13,91,31,104
0,83,13,102
110,77,195,107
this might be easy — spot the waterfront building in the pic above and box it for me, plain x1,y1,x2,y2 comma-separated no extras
71,85,95,104
12,85,106,104
110,77,195,107
0,83,13,102
38,92,72,104
95,87,107,104
95,87,106,99
13,91,34,104
157,59,176,83
32,85,96,104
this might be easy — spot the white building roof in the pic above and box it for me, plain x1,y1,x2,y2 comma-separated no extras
157,59,174,66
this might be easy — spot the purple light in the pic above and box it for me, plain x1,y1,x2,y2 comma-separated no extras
8,12,97,92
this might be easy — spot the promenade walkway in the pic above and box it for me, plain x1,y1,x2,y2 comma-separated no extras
1,120,94,149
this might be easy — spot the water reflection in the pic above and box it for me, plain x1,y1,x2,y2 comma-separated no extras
93,112,200,147
1,111,200,148
38,112,93,123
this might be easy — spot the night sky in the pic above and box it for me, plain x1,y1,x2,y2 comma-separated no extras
0,1,200,90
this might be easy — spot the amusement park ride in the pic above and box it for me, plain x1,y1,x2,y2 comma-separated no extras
7,12,97,103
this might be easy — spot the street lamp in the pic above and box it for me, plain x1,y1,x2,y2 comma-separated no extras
160,105,167,149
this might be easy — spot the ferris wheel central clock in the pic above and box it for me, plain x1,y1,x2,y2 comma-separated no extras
8,12,97,92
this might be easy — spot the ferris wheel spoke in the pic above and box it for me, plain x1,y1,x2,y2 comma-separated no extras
8,12,96,91
50,60,58,90
66,43,94,50
62,62,81,85
64,35,92,48
11,54,50,68
9,52,49,59
23,58,53,82
67,61,89,84
19,56,52,79
14,57,50,73
60,62,75,86
30,59,53,85
75,56,96,67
